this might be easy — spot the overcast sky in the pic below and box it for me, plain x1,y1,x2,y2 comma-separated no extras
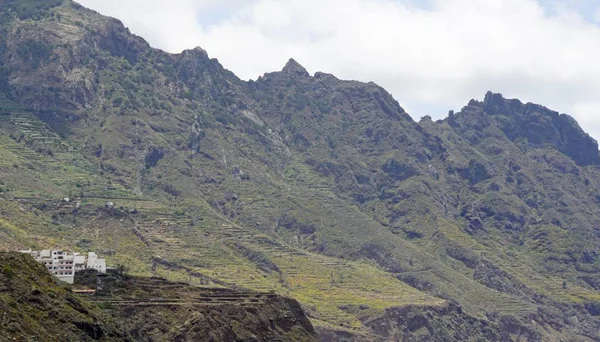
78,0,600,141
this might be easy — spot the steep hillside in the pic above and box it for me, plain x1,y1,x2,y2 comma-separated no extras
0,0,599,340
0,252,129,341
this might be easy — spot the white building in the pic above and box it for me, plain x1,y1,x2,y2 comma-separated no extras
86,252,106,274
19,249,107,284
74,254,86,272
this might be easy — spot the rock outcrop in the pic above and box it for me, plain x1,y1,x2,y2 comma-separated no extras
463,91,600,165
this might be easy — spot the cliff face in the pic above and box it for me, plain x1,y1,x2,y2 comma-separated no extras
116,296,316,342
1,0,600,340
75,271,317,342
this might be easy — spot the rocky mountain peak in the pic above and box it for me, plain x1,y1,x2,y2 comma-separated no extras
185,46,210,59
461,92,600,166
467,91,524,115
281,58,310,77
482,91,522,115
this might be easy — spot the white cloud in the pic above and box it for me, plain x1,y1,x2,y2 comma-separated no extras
78,0,600,142
594,5,600,23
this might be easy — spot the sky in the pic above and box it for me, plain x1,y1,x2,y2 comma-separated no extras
77,0,600,141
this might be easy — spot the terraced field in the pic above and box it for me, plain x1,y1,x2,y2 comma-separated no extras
0,95,131,199
130,211,444,329
0,96,445,332
87,276,280,307
0,94,556,335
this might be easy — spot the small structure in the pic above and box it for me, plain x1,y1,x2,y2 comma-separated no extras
19,249,107,284
72,289,96,295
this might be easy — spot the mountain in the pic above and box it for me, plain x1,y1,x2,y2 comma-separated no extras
0,0,600,340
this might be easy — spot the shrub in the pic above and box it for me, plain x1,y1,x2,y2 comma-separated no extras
1,0,64,20
0,65,9,93
16,41,55,67
2,265,14,279
97,302,114,310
